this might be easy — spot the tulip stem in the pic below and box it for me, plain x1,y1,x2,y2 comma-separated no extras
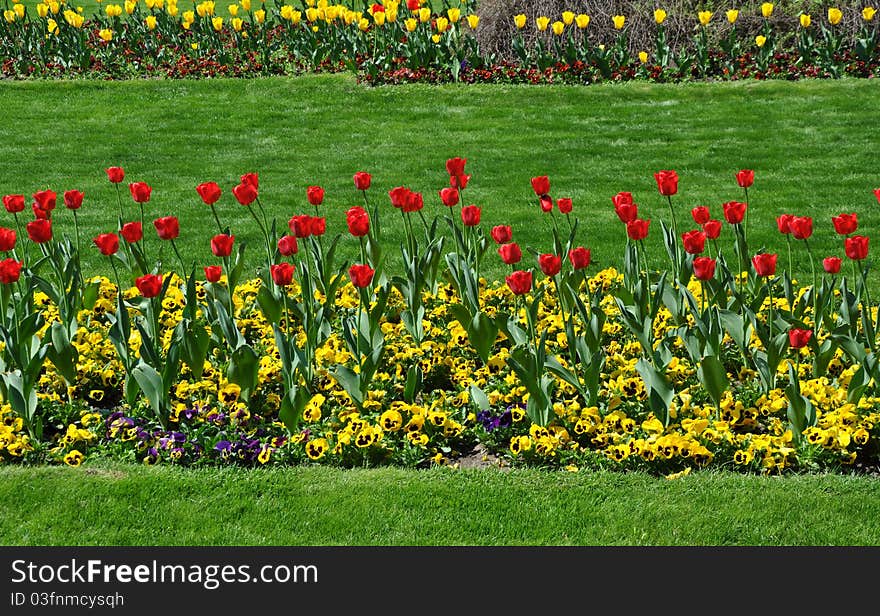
210,206,224,235
804,238,818,334
767,276,774,350
861,265,876,351
786,235,793,279
170,239,188,279
109,256,122,294
114,183,123,221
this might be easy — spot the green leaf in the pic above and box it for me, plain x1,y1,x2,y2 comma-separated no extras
227,344,260,400
698,355,729,410
404,364,423,403
332,365,364,406
181,321,210,380
468,383,490,412
469,311,499,364
635,358,674,426
46,321,78,385
132,360,166,424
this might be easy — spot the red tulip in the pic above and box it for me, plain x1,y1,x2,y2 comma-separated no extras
832,213,858,235
498,242,522,265
406,0,420,10
788,328,812,349
538,254,562,277
681,230,706,255
539,195,553,213
211,233,234,257
845,236,869,261
490,225,512,244
232,182,258,206
63,190,84,210
693,256,716,281
614,201,638,224
752,253,778,277
691,206,710,225
446,157,467,178
0,258,22,284
461,205,481,227
26,219,52,243
389,186,411,209
93,233,119,256
33,190,56,213
874,188,880,204
557,198,573,214
277,235,298,256
2,195,24,214
403,191,424,214
612,192,633,207
306,185,325,206
789,216,813,240
450,174,471,190
204,265,222,283
270,262,295,286
310,216,326,236
439,187,459,207
505,270,532,295
289,215,312,238
702,220,722,240
822,256,841,274
346,206,370,237
153,216,179,240
0,228,15,252
776,214,794,234
196,182,222,205
568,246,591,270
654,170,678,196
348,263,375,288
120,221,143,243
723,201,746,225
32,204,49,220
105,167,125,183
135,273,163,298
626,219,650,241
128,182,152,203
353,172,372,191
735,169,755,189
530,176,550,196
240,173,259,189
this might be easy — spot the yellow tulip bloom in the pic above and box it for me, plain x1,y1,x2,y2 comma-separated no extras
466,14,478,29
358,16,368,31
373,9,384,25
562,11,574,25
447,7,459,23
105,4,122,17
145,14,157,28
863,7,876,21
638,51,648,63
227,3,238,16
436,16,448,32
404,16,416,31
386,8,397,22
306,7,318,21
124,0,135,15
36,3,48,17
191,42,198,49
212,15,222,30
47,18,57,33
254,8,264,23
726,9,739,24
755,35,766,47
551,20,564,35
698,11,711,26
418,7,430,22
166,3,178,17
47,0,59,14
13,4,24,18
799,13,811,28
535,16,549,31
3,9,14,22
280,5,293,19
232,16,242,30
99,28,113,41
828,7,842,25
654,9,666,25
513,13,526,29
575,13,589,29
431,33,440,43
240,0,250,10
761,3,773,18
612,15,625,29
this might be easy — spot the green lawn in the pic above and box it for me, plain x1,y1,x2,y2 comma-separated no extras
2,465,879,545
1,75,877,283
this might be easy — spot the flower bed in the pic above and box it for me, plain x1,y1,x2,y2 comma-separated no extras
1,160,880,476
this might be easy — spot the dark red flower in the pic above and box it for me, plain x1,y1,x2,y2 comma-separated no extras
530,176,550,196
271,262,295,286
346,206,370,237
845,236,869,261
277,235,298,256
439,187,459,207
153,216,179,241
626,218,650,241
557,198,573,214
2,195,24,214
681,230,706,255
310,217,326,236
450,174,470,190
446,157,467,178
723,201,746,225
693,256,716,281
407,0,420,10
822,256,841,274
654,170,678,196
568,246,591,270
505,270,532,295
240,173,259,190
789,216,813,240
0,228,15,252
461,205,481,227
691,206,710,225
306,185,325,206
789,328,812,349
777,214,794,234
353,172,372,191
204,265,222,283
33,190,56,212
832,213,858,235
120,221,143,243
402,191,423,214
32,204,49,220
232,182,258,206
612,192,633,208
348,263,375,288
289,215,312,238
389,186,411,209
211,234,234,257
93,233,119,256
614,201,638,224
128,182,152,203
735,169,755,189
538,254,561,277
135,273,163,298
752,253,778,277
196,182,222,205
498,242,522,265
539,195,554,213
26,219,52,243
490,225,512,244
702,220,722,240
63,190,84,210
105,167,125,183
0,258,22,284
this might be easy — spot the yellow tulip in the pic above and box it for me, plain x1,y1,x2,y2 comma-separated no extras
166,3,178,17
418,7,430,22
191,42,198,49
404,16,416,31
612,15,625,29
828,8,842,25
466,14,478,29
638,51,648,63
280,5,293,19
105,4,123,17
228,3,238,16
551,20,563,35
290,9,301,24
240,0,250,10
13,4,24,18
124,0,135,15
654,9,666,25
99,28,113,41
726,9,739,24
431,33,440,43
183,10,194,23
535,16,549,31
46,18,58,32
145,0,156,7
513,13,526,29
37,3,49,17
64,8,83,26
306,7,318,21
47,0,59,14
863,7,876,21
358,16,368,31
145,14,157,28
373,10,384,25
562,11,574,25
386,8,396,22
232,16,242,30
212,15,222,30
254,8,264,23
755,35,766,47
3,9,14,22
800,13,811,28
436,16,448,32
575,13,589,29
698,11,711,26
447,7,459,23
761,3,773,18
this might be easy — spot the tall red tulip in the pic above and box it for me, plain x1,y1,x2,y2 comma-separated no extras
33,190,56,213
2,195,24,213
539,195,553,213
389,186,411,209
196,182,222,205
626,219,650,241
822,257,841,274
681,230,706,255
346,206,370,237
446,157,467,178
735,169,754,189
776,214,794,234
63,190,84,210
0,228,16,252
752,253,778,277
498,243,522,265
557,198,573,214
310,217,326,236
653,170,678,196
538,254,562,277
120,221,143,243
832,213,858,235
129,182,152,203
702,220,721,240
232,181,258,206
723,201,746,225
277,235,298,256
289,215,312,238
348,263,375,288
789,328,812,349
240,173,259,189
306,185,325,206
530,176,550,196
693,257,716,281
568,247,591,270
353,172,372,191
93,233,119,256
26,219,52,243
105,167,125,183
135,273,163,298
691,206,710,225
0,258,22,284
461,205,481,227
204,265,222,283
439,187,459,207
845,236,869,261
506,270,532,296
789,216,813,240
271,262,295,286
490,225,512,244
211,234,235,257
153,216,180,240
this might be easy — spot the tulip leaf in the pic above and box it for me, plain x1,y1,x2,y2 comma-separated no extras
698,355,729,411
635,358,674,426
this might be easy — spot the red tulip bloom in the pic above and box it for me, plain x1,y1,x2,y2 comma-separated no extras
530,176,550,196
33,189,56,213
389,186,411,209
557,198,573,214
874,188,880,204
353,172,372,191
681,230,707,255
832,213,858,235
2,195,24,214
654,170,678,196
789,328,812,349
505,270,532,296
240,173,259,190
277,235,298,256
271,262,295,286
450,174,471,190
735,169,755,189
845,236,869,261
723,201,746,225
93,233,119,256
490,225,512,244
612,192,633,207
446,157,467,178
135,273,163,298
403,191,424,214
348,263,375,288
196,182,222,205
232,181,258,206
407,0,420,10
752,253,778,277
539,195,553,213
776,214,794,234
626,219,650,241
789,216,813,240
702,220,722,240
822,256,842,274
32,204,49,220
0,228,15,252
692,256,716,281
614,201,638,224
289,215,312,238
211,234,235,257
306,185,325,206
691,206,710,225
568,246,591,270
461,205,481,227
129,182,152,203
204,265,222,283
120,221,143,243
63,190,84,210
538,254,562,277
26,219,52,243
105,167,125,183
310,217,326,236
153,216,179,240
498,242,522,265
439,187,459,207
346,206,370,237
0,258,22,284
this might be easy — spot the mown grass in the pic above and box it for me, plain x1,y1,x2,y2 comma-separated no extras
1,464,879,545
0,75,877,283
